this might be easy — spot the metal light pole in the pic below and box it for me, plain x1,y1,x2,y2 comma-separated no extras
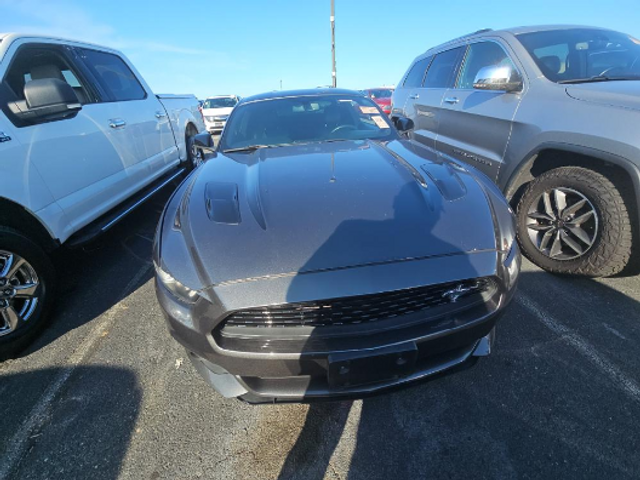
331,0,337,87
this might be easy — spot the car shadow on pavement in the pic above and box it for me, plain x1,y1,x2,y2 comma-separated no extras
12,192,171,359
0,365,141,480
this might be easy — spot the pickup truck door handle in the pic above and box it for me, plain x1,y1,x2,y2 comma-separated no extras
155,111,168,119
109,119,126,129
409,93,420,100
444,97,459,104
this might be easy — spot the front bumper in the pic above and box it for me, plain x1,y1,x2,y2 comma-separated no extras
156,249,519,403
204,120,226,134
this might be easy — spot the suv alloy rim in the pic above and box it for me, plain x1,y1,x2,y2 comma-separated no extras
0,250,40,337
526,187,599,260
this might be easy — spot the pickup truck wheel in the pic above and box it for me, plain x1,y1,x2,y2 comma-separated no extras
186,133,204,171
0,228,55,359
516,167,632,277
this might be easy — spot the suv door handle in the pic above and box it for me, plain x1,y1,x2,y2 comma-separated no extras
155,111,168,119
444,97,459,104
409,93,420,100
109,119,126,129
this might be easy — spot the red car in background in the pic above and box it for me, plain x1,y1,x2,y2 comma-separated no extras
363,87,394,115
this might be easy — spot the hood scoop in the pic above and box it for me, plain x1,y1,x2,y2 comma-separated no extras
205,182,241,224
420,163,467,201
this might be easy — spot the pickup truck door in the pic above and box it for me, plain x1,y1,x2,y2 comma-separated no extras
436,40,524,181
77,48,179,187
0,41,141,239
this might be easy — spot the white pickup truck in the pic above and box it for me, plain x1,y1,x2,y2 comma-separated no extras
0,33,206,355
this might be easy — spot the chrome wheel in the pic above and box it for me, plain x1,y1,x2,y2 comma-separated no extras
526,187,598,261
0,251,40,337
190,142,204,168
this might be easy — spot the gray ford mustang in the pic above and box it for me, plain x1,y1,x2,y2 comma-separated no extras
154,89,520,403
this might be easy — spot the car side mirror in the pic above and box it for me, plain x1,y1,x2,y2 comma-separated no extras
473,65,523,93
194,132,216,154
9,78,82,123
394,116,414,134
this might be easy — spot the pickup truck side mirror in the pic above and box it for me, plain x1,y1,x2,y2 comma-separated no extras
394,116,414,134
9,78,82,123
473,65,523,93
193,132,216,154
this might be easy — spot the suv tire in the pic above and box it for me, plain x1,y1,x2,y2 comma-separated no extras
0,227,55,359
516,167,632,277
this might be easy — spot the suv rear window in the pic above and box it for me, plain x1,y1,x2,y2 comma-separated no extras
402,56,432,88
423,47,466,88
80,49,146,102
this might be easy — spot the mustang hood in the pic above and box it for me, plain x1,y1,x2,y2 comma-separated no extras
565,81,640,111
175,140,498,286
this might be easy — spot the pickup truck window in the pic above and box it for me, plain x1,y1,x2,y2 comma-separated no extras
3,45,92,106
80,49,146,102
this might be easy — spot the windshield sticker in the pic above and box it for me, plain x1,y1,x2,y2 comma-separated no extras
371,115,389,129
360,106,378,114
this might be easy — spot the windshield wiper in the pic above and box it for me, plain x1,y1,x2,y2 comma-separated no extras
559,75,640,84
222,145,271,154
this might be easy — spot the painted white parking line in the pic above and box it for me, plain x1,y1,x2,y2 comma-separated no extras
518,294,640,403
0,264,152,480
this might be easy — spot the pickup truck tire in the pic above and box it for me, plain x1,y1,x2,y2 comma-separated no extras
516,167,632,277
186,129,204,172
0,227,55,359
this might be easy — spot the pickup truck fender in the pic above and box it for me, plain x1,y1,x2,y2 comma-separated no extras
158,96,204,162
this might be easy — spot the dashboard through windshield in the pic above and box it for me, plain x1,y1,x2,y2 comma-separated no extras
219,94,395,152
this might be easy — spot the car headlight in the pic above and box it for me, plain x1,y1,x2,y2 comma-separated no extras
155,262,199,303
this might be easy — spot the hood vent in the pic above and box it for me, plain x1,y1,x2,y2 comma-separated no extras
205,182,241,224
421,163,467,201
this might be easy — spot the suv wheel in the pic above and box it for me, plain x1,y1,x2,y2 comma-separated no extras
0,227,55,359
516,167,632,277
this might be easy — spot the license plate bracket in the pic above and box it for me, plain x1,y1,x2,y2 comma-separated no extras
328,343,418,389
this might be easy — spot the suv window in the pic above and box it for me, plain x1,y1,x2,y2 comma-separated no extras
402,56,432,88
424,47,466,89
458,42,517,89
3,45,92,105
80,49,146,102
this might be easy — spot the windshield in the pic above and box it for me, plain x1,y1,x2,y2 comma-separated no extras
203,97,238,109
368,88,393,99
517,28,640,83
219,94,394,151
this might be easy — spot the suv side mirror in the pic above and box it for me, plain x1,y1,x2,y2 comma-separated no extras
473,65,523,93
9,78,81,123
394,116,414,134
194,132,216,154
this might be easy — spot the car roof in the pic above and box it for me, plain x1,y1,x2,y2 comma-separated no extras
241,88,362,104
425,25,619,54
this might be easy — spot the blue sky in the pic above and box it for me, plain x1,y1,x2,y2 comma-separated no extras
1,0,638,99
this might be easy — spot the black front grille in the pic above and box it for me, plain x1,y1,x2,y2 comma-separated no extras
223,278,493,328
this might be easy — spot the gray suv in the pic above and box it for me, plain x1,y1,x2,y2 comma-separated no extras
393,25,640,277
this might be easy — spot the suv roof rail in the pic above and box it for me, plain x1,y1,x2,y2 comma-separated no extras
442,28,493,46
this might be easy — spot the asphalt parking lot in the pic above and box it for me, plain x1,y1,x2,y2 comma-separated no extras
1,178,640,480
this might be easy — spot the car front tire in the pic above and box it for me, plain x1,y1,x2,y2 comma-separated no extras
516,167,633,277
